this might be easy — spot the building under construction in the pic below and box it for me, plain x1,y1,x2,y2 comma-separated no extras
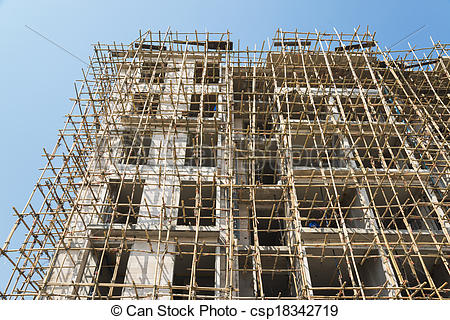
1,28,449,300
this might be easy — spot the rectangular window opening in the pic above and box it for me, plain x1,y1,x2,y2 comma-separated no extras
194,62,220,84
188,94,218,118
255,159,279,185
132,93,159,115
261,255,294,298
140,60,165,84
103,180,144,225
353,135,413,170
370,187,438,231
394,250,449,298
307,248,354,298
382,137,413,170
120,131,151,165
177,182,216,226
292,135,343,168
243,119,273,139
91,246,130,300
341,98,369,122
185,134,216,167
307,248,391,298
172,246,215,299
281,93,302,120
339,187,365,228
296,186,339,228
255,201,285,246
238,251,255,297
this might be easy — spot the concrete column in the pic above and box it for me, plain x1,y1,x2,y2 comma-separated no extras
149,132,187,167
122,241,175,299
138,174,180,227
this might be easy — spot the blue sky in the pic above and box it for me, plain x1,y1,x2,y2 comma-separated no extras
0,0,449,289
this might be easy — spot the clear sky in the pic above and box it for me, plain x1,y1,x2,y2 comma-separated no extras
0,0,449,289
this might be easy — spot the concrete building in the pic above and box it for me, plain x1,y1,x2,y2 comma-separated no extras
1,29,449,299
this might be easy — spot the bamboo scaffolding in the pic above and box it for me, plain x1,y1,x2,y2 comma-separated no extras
0,28,449,300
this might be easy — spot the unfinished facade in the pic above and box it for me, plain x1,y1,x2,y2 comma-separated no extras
1,28,449,300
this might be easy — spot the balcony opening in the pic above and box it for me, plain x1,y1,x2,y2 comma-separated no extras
177,182,216,226
103,180,144,225
194,62,220,84
172,245,215,299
